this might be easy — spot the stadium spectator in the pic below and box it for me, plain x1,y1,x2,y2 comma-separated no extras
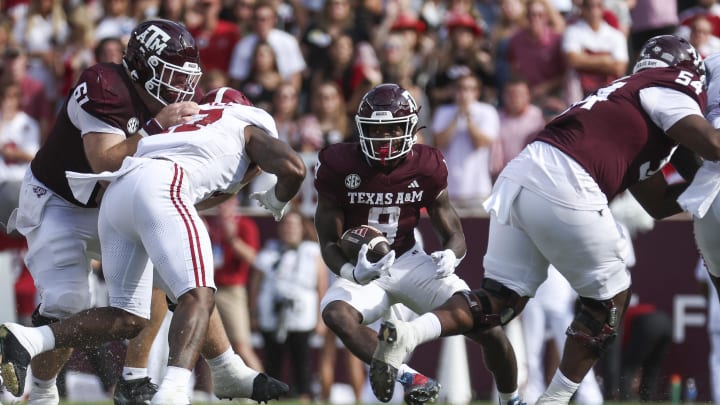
432,74,499,211
11,0,68,107
490,0,528,106
490,76,545,181
94,0,136,42
297,81,353,151
678,0,720,38
188,0,240,74
507,0,568,116
562,0,628,102
689,15,720,56
299,0,370,78
429,12,493,107
94,36,125,64
270,82,302,150
308,32,380,113
0,48,53,145
228,1,306,91
628,0,679,60
238,40,283,112
0,81,40,227
206,197,264,371
251,210,327,403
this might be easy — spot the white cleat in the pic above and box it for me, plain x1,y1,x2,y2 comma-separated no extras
211,354,288,402
369,321,418,403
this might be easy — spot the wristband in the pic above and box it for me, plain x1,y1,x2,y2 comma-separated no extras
339,263,356,282
138,118,164,138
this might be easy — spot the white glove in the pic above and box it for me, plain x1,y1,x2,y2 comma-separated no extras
250,185,289,221
431,249,459,279
351,244,395,285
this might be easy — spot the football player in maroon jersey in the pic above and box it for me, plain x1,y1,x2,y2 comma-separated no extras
314,83,526,405
369,35,720,405
0,20,282,405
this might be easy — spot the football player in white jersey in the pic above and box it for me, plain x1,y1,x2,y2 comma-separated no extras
0,87,306,405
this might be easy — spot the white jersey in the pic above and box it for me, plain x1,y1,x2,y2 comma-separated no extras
66,103,279,204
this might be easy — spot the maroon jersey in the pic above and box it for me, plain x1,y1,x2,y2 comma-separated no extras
315,143,448,255
536,64,707,200
30,63,201,207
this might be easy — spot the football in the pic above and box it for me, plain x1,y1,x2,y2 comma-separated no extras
340,225,392,264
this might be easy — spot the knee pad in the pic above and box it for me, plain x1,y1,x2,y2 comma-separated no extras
31,304,60,326
566,297,620,355
460,278,521,333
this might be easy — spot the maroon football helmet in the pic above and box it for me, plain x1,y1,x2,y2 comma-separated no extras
355,83,420,164
201,87,252,106
633,35,705,84
123,19,202,105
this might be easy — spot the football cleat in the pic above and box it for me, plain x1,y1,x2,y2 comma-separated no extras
113,377,158,405
248,373,290,403
399,372,441,405
211,354,289,402
0,324,32,397
370,321,419,403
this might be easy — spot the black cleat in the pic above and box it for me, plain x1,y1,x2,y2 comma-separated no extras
249,373,289,403
370,322,399,403
0,324,31,397
113,377,158,405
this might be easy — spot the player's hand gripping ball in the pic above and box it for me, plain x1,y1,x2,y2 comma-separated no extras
340,225,392,264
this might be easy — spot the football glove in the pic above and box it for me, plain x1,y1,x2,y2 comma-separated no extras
431,249,461,279
250,185,289,221
352,244,395,285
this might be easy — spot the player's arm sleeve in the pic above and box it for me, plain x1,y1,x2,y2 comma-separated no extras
67,96,125,137
639,86,704,132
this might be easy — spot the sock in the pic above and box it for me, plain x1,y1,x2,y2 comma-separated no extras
158,366,192,392
498,389,520,404
407,313,442,346
5,324,55,358
122,367,148,380
31,375,56,390
206,348,256,379
205,348,235,368
536,370,579,404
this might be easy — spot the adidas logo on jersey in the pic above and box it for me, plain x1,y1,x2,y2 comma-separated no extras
408,180,419,189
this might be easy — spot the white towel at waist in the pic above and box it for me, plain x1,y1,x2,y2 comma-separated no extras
678,161,720,218
66,157,146,205
482,177,522,225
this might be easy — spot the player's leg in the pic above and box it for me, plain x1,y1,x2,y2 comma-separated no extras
199,306,289,402
19,198,101,404
515,191,630,404
113,287,167,405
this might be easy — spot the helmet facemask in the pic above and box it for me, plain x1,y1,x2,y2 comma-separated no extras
357,112,418,165
145,55,202,105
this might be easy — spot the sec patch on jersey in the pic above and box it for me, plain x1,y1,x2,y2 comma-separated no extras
340,225,391,264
